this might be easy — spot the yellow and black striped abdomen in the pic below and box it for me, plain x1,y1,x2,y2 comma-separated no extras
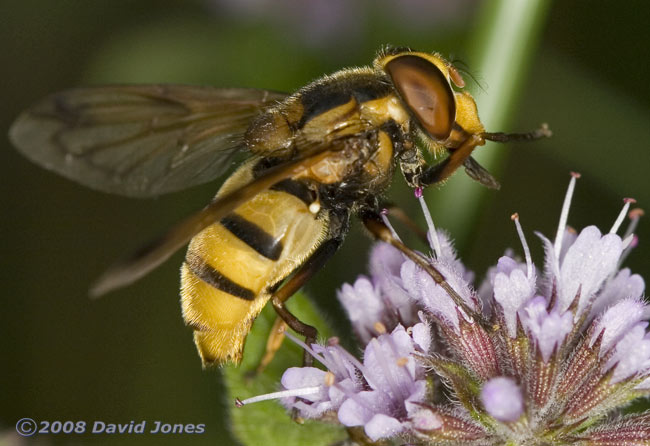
180,163,328,365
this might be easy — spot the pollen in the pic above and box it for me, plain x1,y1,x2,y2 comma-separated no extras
309,201,321,214
324,371,335,386
374,321,387,334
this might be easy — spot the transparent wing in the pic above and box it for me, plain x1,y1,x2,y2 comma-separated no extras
90,132,361,296
9,85,287,197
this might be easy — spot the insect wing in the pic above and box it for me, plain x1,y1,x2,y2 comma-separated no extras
9,85,287,197
90,146,333,297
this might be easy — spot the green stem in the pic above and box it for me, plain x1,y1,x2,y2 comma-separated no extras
425,0,553,243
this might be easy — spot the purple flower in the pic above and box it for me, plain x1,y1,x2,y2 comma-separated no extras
520,295,573,362
337,276,387,343
337,242,419,343
337,324,429,440
279,339,362,418
480,377,524,422
604,322,650,384
236,337,362,418
239,173,649,445
493,255,536,338
590,267,645,318
553,225,623,315
400,257,477,331
238,324,431,441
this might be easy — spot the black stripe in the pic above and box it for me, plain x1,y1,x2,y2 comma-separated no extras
221,214,283,261
271,179,315,206
186,252,255,301
298,89,351,128
297,74,393,128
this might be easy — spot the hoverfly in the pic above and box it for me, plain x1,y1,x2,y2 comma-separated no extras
9,47,550,367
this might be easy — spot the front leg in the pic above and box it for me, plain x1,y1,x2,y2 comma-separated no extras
361,210,483,323
399,135,485,188
398,146,427,189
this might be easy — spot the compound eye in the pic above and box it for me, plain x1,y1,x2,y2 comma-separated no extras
385,55,455,140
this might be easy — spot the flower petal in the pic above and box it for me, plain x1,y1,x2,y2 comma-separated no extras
559,226,623,314
364,413,405,441
590,268,645,318
411,322,432,352
494,262,535,337
592,298,648,353
337,391,383,426
401,259,474,331
606,322,650,382
520,296,573,362
337,276,385,343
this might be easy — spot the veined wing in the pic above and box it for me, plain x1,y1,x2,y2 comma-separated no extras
9,85,287,197
90,134,357,296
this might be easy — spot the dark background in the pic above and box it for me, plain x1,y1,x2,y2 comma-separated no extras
2,1,649,444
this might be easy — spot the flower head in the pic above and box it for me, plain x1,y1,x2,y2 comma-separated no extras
239,174,649,445
337,241,420,343
237,323,431,441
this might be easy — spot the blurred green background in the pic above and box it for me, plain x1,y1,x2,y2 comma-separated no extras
2,0,649,444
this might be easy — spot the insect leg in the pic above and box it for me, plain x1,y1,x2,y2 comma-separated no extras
252,317,288,376
271,237,343,367
463,156,501,190
417,134,483,187
362,212,482,322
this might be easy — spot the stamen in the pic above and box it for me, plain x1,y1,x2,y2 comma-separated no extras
629,234,639,249
610,198,636,234
618,234,638,270
622,233,635,250
619,209,643,269
283,330,369,381
511,213,533,280
554,172,580,258
283,331,327,366
334,345,368,377
623,208,644,240
235,386,321,406
416,188,442,258
381,208,403,243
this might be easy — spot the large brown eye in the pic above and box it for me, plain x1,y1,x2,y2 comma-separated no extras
385,55,455,140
